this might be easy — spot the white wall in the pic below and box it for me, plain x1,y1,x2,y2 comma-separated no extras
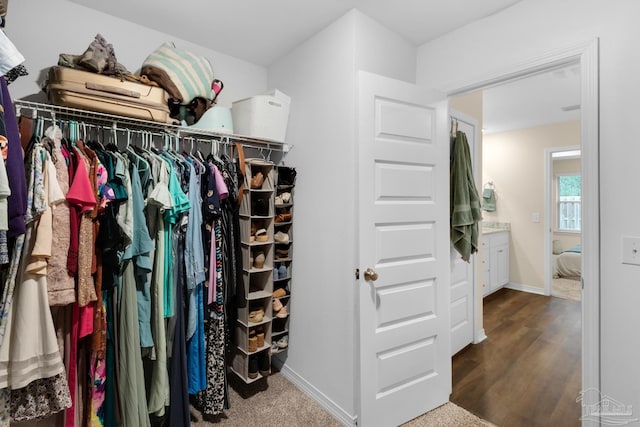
267,11,358,421
483,121,580,289
417,0,640,416
268,9,416,423
6,0,267,107
353,12,417,84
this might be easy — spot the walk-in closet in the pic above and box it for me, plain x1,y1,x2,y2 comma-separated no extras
0,86,296,424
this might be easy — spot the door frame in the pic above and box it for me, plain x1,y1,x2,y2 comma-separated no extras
449,109,486,346
544,145,582,296
444,38,600,425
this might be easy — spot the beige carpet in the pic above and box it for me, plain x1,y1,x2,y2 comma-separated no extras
551,277,581,301
402,402,497,426
190,370,495,426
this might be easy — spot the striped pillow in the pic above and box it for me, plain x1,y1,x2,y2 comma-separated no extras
142,43,213,104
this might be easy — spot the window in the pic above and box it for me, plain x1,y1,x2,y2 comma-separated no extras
557,174,581,232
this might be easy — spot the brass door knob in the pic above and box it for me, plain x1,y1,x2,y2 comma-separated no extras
364,268,378,281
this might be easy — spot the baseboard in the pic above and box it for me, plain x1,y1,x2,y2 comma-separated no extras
505,282,546,295
275,361,357,427
473,328,487,344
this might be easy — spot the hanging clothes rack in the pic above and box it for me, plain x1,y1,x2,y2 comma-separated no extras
12,100,292,153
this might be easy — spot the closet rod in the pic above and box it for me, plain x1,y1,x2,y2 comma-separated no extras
12,100,293,153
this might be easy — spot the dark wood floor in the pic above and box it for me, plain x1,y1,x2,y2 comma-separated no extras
451,288,581,427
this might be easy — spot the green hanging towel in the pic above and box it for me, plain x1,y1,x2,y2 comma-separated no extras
482,187,496,212
450,130,482,262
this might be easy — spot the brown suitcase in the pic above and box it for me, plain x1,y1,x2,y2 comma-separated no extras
46,66,173,123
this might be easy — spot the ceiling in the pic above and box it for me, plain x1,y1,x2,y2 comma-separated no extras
69,0,523,67
481,64,581,134
70,0,580,132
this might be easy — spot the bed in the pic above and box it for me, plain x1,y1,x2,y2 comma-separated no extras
553,244,582,279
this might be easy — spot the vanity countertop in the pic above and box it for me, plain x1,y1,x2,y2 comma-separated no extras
482,227,508,235
481,221,511,235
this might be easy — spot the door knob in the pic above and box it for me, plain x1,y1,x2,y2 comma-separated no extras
364,268,378,281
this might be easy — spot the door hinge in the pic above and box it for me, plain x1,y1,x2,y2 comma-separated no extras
355,268,360,279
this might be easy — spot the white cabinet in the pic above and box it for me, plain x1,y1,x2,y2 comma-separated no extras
481,231,510,296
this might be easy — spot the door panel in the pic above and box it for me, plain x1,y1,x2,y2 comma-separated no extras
376,279,435,326
374,162,435,201
451,259,472,346
358,71,450,427
375,223,435,263
376,99,433,140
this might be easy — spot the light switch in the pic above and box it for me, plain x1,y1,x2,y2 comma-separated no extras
532,212,540,223
622,236,640,266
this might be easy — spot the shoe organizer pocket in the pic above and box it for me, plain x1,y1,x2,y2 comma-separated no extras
273,261,290,282
238,297,271,326
250,195,272,217
271,316,290,335
242,270,273,299
274,243,291,261
241,245,273,272
240,217,273,244
275,190,293,207
274,206,293,224
236,324,272,354
245,162,275,192
239,190,274,217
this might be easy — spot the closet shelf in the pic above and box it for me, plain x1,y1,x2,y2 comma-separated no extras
12,100,293,152
248,290,273,300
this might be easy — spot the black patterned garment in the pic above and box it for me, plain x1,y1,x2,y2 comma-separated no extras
193,156,227,417
10,373,72,422
3,65,28,85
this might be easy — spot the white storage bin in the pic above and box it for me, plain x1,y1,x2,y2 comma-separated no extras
232,91,290,142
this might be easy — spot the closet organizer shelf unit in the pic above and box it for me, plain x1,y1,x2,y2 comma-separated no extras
234,159,277,382
271,166,295,355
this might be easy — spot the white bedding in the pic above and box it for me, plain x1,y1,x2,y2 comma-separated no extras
553,251,581,279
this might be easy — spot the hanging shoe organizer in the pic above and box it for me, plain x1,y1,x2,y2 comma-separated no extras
271,165,295,356
233,158,277,382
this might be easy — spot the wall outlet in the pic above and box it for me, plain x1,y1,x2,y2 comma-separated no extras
532,212,540,223
622,236,640,266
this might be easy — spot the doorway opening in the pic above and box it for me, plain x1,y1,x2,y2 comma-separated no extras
445,38,598,425
546,146,582,301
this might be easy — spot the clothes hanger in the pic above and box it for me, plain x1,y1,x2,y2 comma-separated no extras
450,117,459,138
104,125,119,152
213,138,224,164
111,124,121,151
148,131,161,154
194,138,207,164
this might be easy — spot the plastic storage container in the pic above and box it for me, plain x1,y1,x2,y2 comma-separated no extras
232,90,290,142
188,105,234,134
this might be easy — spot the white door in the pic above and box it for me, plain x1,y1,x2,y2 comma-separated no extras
449,112,478,356
358,71,451,427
